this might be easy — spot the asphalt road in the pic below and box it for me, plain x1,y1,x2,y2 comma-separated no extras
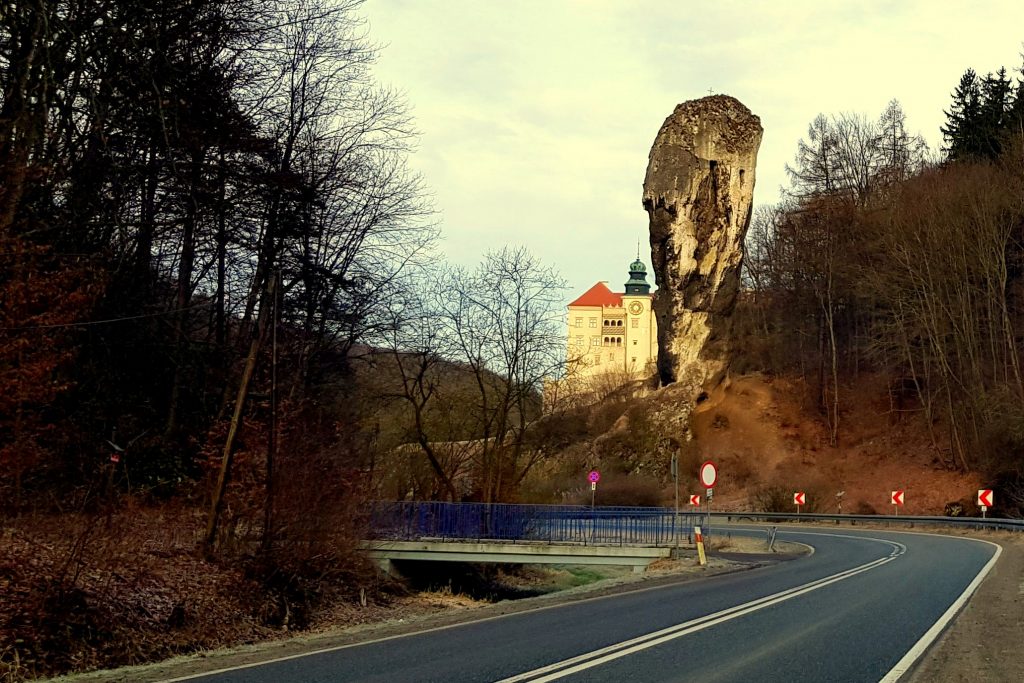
168,526,999,683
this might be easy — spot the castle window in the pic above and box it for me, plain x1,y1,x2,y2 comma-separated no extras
575,317,582,327
617,320,623,327
631,319,638,328
575,335,583,347
589,318,597,328
633,340,637,345
591,336,599,346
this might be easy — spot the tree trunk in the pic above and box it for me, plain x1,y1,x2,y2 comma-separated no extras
204,272,277,552
166,149,205,436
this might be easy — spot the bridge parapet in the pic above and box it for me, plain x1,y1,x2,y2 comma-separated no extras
368,501,708,546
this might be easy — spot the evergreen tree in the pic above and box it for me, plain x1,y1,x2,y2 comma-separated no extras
1006,60,1024,139
941,69,983,160
978,68,1013,158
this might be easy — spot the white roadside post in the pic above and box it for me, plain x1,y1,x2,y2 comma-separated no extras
694,525,707,566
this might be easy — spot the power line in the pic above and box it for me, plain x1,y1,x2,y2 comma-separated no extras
1,302,213,332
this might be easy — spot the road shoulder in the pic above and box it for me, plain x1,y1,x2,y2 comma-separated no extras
908,532,1024,683
49,545,804,683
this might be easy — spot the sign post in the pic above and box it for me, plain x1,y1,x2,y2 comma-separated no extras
696,462,720,552
891,490,905,515
699,461,717,540
794,491,805,514
588,470,600,544
671,453,679,550
588,470,600,509
977,489,993,518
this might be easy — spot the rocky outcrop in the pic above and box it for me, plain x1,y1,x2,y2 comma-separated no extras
642,95,762,389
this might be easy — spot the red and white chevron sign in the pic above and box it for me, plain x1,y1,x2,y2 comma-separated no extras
977,489,993,507
793,492,806,506
689,494,701,506
891,490,905,506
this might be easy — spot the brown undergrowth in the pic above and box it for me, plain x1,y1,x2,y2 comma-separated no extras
0,499,385,682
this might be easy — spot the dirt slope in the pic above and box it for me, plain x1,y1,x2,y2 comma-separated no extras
688,373,981,515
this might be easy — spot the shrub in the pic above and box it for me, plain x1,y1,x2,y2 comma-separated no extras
853,501,878,515
752,485,792,513
524,411,591,452
587,474,663,507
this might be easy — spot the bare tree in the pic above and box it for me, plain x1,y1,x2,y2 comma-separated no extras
204,0,434,550
876,99,929,186
437,247,568,502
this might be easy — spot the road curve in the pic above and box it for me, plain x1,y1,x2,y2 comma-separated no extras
165,526,999,683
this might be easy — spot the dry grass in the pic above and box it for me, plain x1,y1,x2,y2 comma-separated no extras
0,497,380,682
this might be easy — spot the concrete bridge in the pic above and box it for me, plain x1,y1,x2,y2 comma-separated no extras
364,540,676,575
365,502,707,574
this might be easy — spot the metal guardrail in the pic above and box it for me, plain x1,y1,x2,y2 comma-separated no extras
712,511,1024,532
367,502,1024,547
369,501,709,546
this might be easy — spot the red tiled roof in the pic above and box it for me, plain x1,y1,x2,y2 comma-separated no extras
568,282,623,308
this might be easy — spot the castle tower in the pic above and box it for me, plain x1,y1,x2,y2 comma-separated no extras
620,258,656,375
624,258,651,295
564,257,658,382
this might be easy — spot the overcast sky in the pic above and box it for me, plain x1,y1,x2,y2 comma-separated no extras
364,0,1024,298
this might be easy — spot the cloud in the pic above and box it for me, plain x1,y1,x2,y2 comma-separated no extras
366,0,1024,296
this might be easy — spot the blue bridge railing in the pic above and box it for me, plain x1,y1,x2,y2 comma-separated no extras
368,501,709,546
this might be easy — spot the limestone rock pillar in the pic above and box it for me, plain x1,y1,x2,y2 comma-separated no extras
642,95,762,388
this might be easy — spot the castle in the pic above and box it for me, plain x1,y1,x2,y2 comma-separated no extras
565,258,658,381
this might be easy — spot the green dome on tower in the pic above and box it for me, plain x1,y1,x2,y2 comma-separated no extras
624,257,651,295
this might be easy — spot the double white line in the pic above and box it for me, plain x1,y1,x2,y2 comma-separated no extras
498,535,906,683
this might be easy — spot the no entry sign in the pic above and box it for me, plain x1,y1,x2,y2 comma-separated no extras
699,461,718,488
891,490,905,506
689,494,701,506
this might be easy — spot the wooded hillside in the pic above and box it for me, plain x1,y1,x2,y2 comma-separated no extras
740,79,1024,508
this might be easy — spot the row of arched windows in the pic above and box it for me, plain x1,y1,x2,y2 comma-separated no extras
603,319,623,327
603,336,623,346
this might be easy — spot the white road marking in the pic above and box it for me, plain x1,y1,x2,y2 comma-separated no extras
155,541,765,682
156,526,996,683
498,534,906,683
878,537,1003,682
